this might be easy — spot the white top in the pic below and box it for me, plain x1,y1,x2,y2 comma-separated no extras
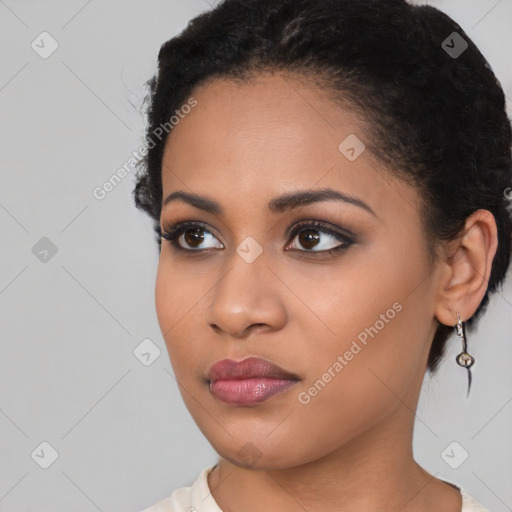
140,465,491,512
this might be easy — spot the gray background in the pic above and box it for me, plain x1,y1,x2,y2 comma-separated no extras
0,1,511,511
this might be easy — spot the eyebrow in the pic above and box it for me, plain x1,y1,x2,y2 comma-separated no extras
162,187,377,217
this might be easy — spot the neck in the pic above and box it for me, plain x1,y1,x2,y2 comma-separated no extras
208,378,461,512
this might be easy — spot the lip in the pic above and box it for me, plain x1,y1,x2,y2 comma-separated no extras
207,357,300,406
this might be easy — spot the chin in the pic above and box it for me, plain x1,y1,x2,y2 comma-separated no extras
206,428,322,471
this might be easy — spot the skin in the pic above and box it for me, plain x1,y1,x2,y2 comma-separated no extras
155,72,498,512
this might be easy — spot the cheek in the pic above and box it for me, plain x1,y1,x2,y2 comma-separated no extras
154,260,173,333
155,252,198,328
287,301,427,458
155,258,210,378
154,259,190,357
292,240,430,385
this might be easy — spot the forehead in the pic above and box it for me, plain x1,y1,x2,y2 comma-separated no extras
160,73,418,222
163,72,353,168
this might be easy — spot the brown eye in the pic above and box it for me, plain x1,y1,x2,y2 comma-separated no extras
183,228,206,248
298,229,321,250
161,222,224,251
286,221,354,255
161,220,354,255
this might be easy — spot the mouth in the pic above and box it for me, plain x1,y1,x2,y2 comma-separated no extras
206,356,300,406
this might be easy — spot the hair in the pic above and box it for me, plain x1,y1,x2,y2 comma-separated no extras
132,0,512,375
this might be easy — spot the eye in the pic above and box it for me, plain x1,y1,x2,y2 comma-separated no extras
285,220,354,255
160,219,354,255
160,221,223,251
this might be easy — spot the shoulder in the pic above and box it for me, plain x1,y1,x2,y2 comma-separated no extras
139,465,221,512
439,477,491,512
139,472,491,512
460,487,491,512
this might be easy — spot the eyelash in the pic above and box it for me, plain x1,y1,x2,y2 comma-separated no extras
160,219,355,257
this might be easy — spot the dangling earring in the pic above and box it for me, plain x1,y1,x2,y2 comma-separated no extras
455,313,475,396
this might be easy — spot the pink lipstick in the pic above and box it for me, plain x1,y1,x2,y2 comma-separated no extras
207,356,299,405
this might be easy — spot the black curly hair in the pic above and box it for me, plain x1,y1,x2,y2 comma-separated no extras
132,0,512,374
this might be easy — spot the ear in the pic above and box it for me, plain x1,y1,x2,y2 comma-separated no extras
434,209,498,327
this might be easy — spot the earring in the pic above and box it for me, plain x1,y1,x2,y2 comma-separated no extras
455,313,475,396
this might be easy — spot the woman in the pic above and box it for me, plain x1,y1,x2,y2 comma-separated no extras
133,0,511,510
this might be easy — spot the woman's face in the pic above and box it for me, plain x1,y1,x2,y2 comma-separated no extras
155,73,442,469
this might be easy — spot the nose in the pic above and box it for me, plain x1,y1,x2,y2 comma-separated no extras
204,254,287,339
